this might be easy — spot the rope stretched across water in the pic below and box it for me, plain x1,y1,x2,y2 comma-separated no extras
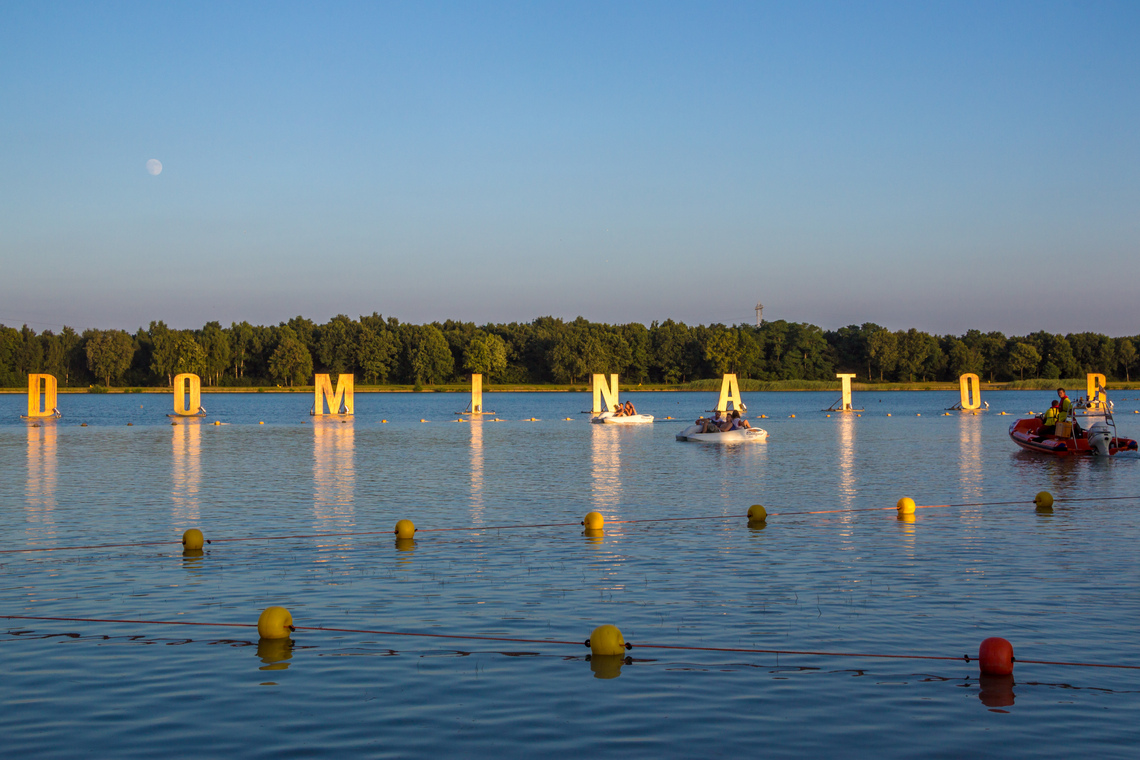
2,614,1137,671
3,495,1138,555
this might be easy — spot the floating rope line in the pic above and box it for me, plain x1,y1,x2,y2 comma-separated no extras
3,615,1138,671
3,495,1139,555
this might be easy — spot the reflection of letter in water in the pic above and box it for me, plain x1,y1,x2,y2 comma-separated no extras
26,423,58,540
313,421,355,528
837,413,856,509
958,412,982,495
172,422,201,524
978,675,1015,709
590,425,621,511
257,638,294,671
470,418,484,522
589,655,627,679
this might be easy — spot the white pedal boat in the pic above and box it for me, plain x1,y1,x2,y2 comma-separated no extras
675,424,768,442
592,411,654,424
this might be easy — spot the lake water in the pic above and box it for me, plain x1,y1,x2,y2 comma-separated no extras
2,390,1139,758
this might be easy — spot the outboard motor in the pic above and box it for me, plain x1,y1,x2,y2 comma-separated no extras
1087,422,1113,456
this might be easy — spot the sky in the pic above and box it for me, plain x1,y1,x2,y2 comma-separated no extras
2,1,1139,336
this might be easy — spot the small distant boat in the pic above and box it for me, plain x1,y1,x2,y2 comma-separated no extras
592,411,654,424
675,423,767,443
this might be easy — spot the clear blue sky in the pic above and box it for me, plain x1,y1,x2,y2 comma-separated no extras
2,1,1138,335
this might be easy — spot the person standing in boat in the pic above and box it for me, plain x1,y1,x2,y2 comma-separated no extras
1056,388,1073,421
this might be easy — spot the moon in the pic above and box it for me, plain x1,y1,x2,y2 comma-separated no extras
146,159,163,176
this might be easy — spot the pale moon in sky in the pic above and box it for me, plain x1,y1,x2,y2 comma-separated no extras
146,159,163,176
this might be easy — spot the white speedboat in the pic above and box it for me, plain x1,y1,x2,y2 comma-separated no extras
675,423,768,442
592,411,654,424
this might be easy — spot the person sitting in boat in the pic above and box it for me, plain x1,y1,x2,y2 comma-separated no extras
1039,401,1060,436
610,401,625,417
729,410,751,430
623,400,637,416
699,410,725,433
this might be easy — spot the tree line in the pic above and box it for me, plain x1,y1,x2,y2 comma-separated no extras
1,315,1138,388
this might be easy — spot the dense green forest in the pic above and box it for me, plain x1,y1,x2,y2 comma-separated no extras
1,315,1138,388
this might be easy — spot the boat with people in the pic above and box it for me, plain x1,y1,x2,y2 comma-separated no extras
1009,386,1138,456
676,410,767,443
591,400,653,424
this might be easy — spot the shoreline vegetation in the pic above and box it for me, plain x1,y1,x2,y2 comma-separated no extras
3,314,1138,392
4,379,1138,395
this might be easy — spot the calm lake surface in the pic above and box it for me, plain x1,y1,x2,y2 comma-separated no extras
2,390,1139,758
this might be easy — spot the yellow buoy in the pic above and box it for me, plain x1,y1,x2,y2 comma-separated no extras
826,414,831,417
583,511,604,531
887,413,891,417
259,421,264,424
381,419,388,423
420,419,427,423
257,606,294,639
897,497,916,515
587,624,628,656
395,519,416,539
789,414,795,418
1034,491,1054,511
747,504,767,523
214,420,221,425
181,528,204,550
80,423,87,426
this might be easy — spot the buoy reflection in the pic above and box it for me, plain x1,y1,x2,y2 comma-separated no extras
978,675,1015,709
257,638,295,671
395,537,416,568
583,528,604,545
587,654,630,680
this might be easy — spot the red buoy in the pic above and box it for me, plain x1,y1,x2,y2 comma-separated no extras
978,637,1014,676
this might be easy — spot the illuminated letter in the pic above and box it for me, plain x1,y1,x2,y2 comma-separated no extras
717,374,743,412
1087,373,1107,408
837,374,856,411
471,374,483,414
172,373,202,416
592,374,619,414
314,374,354,416
26,374,58,418
959,373,981,410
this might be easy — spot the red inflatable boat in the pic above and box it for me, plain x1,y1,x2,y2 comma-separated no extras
1009,413,1138,456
